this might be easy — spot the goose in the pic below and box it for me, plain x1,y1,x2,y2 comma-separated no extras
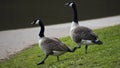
31,18,78,65
65,1,103,54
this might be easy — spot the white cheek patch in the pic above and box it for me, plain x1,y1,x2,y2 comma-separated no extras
36,20,40,24
69,3,73,7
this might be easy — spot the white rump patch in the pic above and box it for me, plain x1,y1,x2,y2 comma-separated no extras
81,40,94,45
53,51,65,56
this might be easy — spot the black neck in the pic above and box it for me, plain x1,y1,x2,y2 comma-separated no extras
72,5,78,23
39,22,45,38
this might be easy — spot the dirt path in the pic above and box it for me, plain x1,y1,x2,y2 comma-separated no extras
0,15,120,60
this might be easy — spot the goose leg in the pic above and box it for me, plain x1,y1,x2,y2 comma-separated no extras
85,45,88,54
37,54,49,65
69,46,78,52
57,56,59,61
78,42,82,48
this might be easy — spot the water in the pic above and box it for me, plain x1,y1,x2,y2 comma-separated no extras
0,0,120,31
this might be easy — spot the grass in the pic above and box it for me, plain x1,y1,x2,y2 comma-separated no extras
0,24,120,68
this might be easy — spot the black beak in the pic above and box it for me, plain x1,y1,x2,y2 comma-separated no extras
31,21,35,25
65,3,69,6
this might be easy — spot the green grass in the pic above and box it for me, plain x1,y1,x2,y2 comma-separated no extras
0,25,120,68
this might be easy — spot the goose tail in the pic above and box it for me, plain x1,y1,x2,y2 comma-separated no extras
92,40,103,45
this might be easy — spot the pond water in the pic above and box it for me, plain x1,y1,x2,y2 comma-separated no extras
0,0,120,31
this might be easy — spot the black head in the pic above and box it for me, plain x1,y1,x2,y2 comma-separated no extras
31,18,41,25
31,18,45,38
65,1,76,7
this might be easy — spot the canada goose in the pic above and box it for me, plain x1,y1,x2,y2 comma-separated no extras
31,18,78,65
65,1,103,54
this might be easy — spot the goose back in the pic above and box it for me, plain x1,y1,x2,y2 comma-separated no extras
39,37,71,55
70,25,98,43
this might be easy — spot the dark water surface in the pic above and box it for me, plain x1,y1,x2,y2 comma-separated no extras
0,0,120,31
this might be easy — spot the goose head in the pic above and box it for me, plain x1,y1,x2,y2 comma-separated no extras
31,18,45,38
31,18,41,25
65,1,76,7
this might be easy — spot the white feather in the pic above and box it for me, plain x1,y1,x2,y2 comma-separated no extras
53,51,65,56
38,39,44,49
81,40,94,45
69,3,73,7
36,20,40,24
70,21,78,31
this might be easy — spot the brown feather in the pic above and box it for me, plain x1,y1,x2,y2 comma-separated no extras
71,26,98,43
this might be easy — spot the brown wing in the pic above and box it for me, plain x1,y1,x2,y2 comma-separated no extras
73,26,98,41
41,37,70,52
